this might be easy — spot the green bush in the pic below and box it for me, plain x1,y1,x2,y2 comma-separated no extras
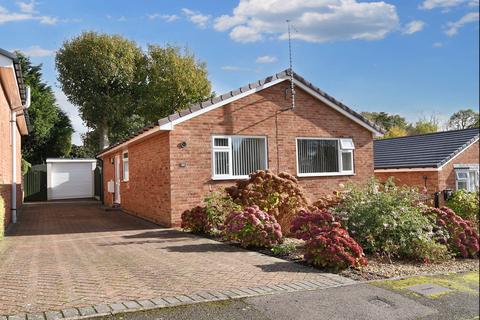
0,195,4,239
446,190,479,226
271,242,297,256
181,206,211,234
335,178,447,261
204,189,241,234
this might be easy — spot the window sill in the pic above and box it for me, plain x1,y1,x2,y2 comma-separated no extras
297,172,355,178
211,176,250,181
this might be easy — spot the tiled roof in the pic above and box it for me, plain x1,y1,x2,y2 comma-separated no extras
98,69,383,156
374,128,480,169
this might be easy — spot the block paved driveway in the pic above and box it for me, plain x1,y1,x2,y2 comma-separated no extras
0,201,349,315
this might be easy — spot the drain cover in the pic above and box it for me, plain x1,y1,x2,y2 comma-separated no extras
368,297,395,308
406,283,452,296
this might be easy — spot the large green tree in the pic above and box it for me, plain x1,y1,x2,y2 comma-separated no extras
140,45,212,121
18,53,73,164
362,112,409,138
56,32,144,150
408,116,439,135
448,109,479,130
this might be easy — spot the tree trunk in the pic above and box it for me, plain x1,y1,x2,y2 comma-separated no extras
99,124,109,150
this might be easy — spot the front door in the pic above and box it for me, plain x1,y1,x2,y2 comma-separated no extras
114,155,121,204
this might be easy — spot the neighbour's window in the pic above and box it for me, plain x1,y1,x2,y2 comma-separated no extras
455,169,479,192
122,151,129,181
212,135,267,179
296,138,354,176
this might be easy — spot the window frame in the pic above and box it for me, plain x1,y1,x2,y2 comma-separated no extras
122,150,129,182
211,135,268,180
455,168,479,192
295,137,355,177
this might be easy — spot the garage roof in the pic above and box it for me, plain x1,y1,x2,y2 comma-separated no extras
374,128,480,169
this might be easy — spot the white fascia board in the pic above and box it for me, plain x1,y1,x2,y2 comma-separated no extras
374,167,440,173
437,137,480,170
158,78,287,130
293,80,383,137
46,158,98,163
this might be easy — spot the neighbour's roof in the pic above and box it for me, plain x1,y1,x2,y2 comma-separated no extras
374,128,480,169
97,69,383,157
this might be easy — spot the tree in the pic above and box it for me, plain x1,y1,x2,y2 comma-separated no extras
408,117,439,135
448,109,479,130
56,31,144,150
140,45,212,121
361,112,408,131
69,144,95,158
18,53,73,164
383,126,408,138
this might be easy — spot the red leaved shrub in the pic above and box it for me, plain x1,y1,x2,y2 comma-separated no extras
290,208,367,270
427,207,479,258
224,205,282,248
181,206,211,234
226,170,308,233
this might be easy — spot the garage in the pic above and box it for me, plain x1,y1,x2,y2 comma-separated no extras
46,159,97,200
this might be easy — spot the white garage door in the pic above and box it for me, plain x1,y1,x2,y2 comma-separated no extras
48,161,94,200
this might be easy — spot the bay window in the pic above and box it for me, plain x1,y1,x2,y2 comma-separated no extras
454,165,479,192
212,135,267,179
296,138,354,176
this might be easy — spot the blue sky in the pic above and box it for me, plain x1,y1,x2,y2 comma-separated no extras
1,0,479,145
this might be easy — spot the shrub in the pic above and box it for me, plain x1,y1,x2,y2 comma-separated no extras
403,239,451,263
226,170,308,232
291,208,367,270
204,189,241,233
303,227,367,270
181,206,211,234
312,192,342,210
335,179,446,261
427,207,479,258
290,208,337,241
223,205,282,248
446,190,479,227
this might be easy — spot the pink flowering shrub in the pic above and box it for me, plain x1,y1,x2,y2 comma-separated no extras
304,227,368,270
224,205,283,248
181,206,211,234
291,208,367,270
427,207,479,258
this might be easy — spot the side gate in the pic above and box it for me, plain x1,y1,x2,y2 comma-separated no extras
23,164,47,202
94,166,102,200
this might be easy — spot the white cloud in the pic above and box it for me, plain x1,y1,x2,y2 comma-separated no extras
445,11,479,36
402,20,425,34
148,13,179,22
256,55,278,63
433,41,444,47
54,89,87,146
469,0,479,6
0,2,57,24
19,45,54,57
182,8,210,28
420,0,466,9
221,65,253,72
213,0,399,43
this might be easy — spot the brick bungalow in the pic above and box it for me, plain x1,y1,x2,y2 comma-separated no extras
0,48,29,230
97,70,383,227
374,128,479,203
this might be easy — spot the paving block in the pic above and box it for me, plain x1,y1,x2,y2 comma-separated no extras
162,297,181,305
186,294,207,302
8,315,26,320
109,303,127,313
1,316,8,320
136,300,155,309
150,298,168,307
44,311,62,320
175,295,193,303
61,308,79,318
407,284,452,296
26,313,44,320
123,301,141,309
78,307,96,317
93,305,110,314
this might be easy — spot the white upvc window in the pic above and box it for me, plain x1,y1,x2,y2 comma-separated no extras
455,168,479,192
122,150,129,181
212,135,268,180
296,137,355,177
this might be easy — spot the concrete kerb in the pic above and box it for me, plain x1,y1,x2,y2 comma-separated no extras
4,278,357,320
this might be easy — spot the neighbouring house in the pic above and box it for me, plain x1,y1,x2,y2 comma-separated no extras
97,70,383,227
0,48,29,230
374,128,479,204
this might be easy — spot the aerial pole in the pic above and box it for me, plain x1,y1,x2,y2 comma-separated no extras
286,19,295,110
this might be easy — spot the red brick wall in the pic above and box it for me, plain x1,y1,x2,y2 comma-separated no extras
375,170,439,192
1,82,23,230
169,81,375,225
439,141,479,191
101,131,172,226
